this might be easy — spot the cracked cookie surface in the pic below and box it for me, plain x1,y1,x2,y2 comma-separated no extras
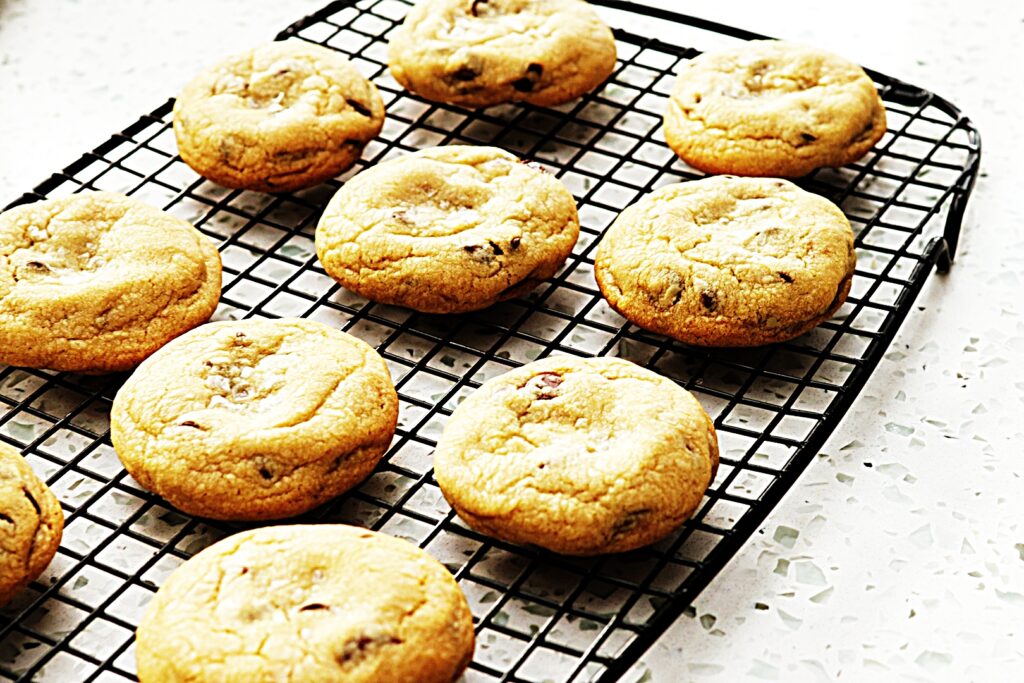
388,0,617,108
174,41,385,192
315,145,579,313
110,318,398,520
135,524,475,683
594,176,856,347
0,443,63,606
664,40,886,177
0,191,222,373
434,356,718,555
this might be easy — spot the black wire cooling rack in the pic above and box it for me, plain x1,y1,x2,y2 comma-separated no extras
0,1,981,681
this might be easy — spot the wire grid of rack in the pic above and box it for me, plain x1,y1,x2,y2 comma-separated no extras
0,1,980,681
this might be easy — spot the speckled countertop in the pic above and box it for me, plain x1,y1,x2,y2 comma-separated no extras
1,1,1021,681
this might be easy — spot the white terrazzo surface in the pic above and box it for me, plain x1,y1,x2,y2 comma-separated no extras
1,1,1021,681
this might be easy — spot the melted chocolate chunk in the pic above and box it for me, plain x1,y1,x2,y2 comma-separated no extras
851,120,877,144
299,603,330,612
512,78,534,92
337,634,403,664
452,66,478,81
528,371,564,400
612,508,651,537
488,240,504,256
778,272,794,283
22,487,40,516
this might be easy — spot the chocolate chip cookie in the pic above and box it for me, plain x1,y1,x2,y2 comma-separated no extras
174,41,385,192
0,443,63,606
434,356,718,555
315,145,579,313
594,176,856,347
664,40,886,177
136,524,475,683
388,0,617,108
0,191,222,373
110,318,398,520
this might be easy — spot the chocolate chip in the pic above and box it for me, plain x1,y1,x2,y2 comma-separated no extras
25,260,49,271
510,236,521,250
179,420,204,429
470,0,488,16
612,508,651,537
700,291,717,311
778,272,794,283
537,463,546,469
527,63,543,76
258,466,273,480
240,567,249,575
299,603,330,611
800,132,817,143
346,98,372,117
327,450,355,473
512,78,534,92
337,634,403,664
851,120,877,144
488,240,504,255
537,373,562,389
528,371,563,400
463,244,481,253
452,66,478,81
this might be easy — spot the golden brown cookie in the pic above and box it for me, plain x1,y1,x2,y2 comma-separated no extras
434,356,718,555
135,524,475,683
0,443,63,606
594,176,856,347
664,40,886,177
388,0,617,108
110,318,398,521
315,145,579,313
174,41,385,192
0,191,222,373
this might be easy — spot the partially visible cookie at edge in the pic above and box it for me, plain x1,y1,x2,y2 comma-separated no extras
110,318,398,521
174,41,385,192
664,40,886,177
594,176,856,347
388,0,617,108
0,191,222,373
0,443,63,606
315,145,579,314
434,356,718,555
135,524,475,683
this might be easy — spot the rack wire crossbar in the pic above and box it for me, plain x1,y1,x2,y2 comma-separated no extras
0,1,980,681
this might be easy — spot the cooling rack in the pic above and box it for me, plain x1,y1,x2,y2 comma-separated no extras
0,0,981,681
